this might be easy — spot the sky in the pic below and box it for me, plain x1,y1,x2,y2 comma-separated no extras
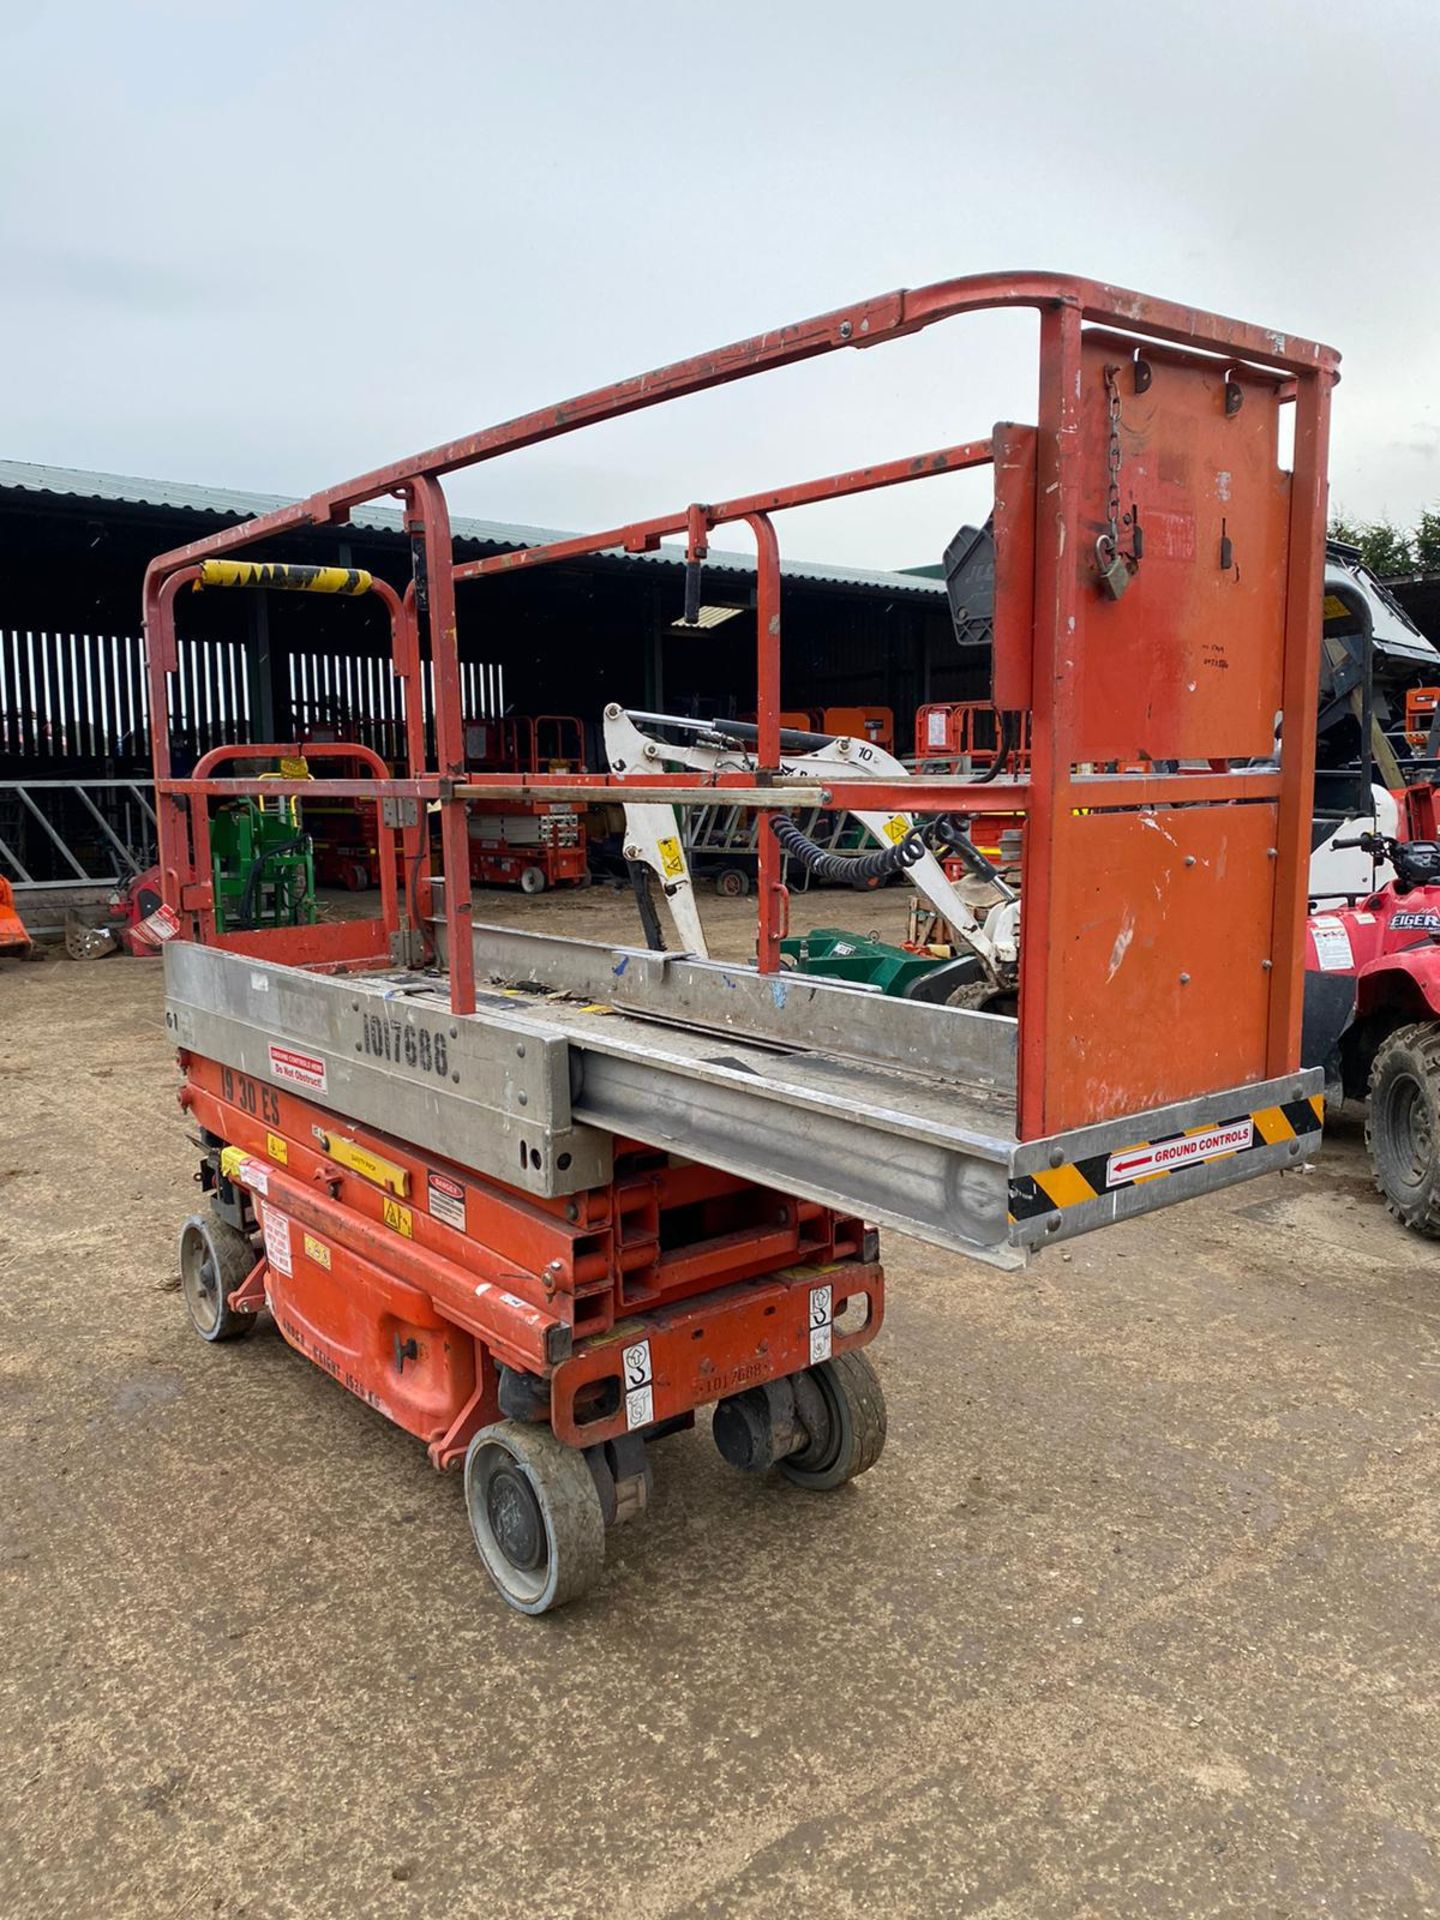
3,0,1438,575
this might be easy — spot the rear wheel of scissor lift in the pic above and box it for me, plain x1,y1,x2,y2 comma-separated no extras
782,1352,887,1490
178,1212,259,1343
464,1421,606,1614
713,1350,887,1492
519,865,548,895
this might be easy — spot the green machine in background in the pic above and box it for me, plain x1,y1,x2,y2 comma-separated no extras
780,927,947,997
210,797,317,933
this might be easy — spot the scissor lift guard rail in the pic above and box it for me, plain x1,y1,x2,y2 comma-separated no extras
145,273,1336,1610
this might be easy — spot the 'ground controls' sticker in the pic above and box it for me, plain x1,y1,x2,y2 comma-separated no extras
623,1339,653,1430
267,1044,328,1093
1106,1119,1254,1188
808,1284,833,1365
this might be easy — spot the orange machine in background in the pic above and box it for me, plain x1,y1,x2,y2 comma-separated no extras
769,706,894,751
463,714,589,893
913,701,1029,865
0,875,32,958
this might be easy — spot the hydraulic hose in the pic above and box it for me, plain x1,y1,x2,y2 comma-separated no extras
971,710,1016,783
239,836,309,929
769,813,926,888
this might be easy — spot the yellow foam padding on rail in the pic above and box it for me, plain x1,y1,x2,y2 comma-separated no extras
197,559,373,595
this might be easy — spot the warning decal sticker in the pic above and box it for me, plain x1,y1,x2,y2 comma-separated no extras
262,1203,293,1277
383,1198,413,1239
268,1044,328,1094
1007,1096,1324,1225
133,903,181,946
1106,1120,1255,1189
427,1170,466,1231
808,1284,833,1365
623,1339,654,1431
1310,917,1354,973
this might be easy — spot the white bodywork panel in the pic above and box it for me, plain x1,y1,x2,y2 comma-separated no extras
1309,784,1399,909
602,708,998,968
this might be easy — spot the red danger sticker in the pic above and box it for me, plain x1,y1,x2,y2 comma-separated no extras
1106,1119,1254,1188
267,1044,328,1094
426,1170,466,1231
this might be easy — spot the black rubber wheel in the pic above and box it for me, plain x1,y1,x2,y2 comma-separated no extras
178,1212,259,1343
1367,1022,1440,1236
946,978,1018,1017
780,1351,887,1492
464,1421,606,1614
519,865,548,896
714,867,751,899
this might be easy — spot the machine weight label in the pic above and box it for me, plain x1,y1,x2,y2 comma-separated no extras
359,1012,452,1081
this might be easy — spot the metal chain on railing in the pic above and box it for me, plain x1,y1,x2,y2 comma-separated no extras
1096,363,1132,599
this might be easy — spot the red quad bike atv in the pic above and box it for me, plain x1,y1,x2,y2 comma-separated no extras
1305,828,1440,1233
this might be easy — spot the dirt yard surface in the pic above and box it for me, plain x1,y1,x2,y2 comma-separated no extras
3,887,1439,1918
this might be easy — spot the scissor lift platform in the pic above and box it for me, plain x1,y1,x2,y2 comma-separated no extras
145,270,1338,1610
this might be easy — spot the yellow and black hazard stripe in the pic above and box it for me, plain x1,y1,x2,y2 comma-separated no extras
196,559,372,596
1008,1094,1324,1223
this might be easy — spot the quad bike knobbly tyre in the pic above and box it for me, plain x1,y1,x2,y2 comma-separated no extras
1366,1021,1440,1236
178,1212,260,1342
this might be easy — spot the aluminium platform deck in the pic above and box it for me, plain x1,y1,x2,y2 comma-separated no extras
164,937,1321,1270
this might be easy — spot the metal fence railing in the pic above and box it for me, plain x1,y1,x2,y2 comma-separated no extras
0,779,157,891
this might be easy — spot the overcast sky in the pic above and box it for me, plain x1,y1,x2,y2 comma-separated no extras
3,0,1437,574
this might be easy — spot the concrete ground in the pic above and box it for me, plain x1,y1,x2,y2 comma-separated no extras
3,886,1439,1919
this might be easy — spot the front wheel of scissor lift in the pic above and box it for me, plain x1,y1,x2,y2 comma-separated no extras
464,1421,606,1614
178,1213,259,1343
780,1351,887,1492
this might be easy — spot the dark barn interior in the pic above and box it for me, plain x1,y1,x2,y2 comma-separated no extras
0,461,975,887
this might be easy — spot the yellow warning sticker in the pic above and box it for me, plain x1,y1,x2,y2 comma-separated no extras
383,1198,413,1238
657,835,686,879
1322,594,1350,623
303,1232,331,1270
266,1131,288,1165
881,814,910,844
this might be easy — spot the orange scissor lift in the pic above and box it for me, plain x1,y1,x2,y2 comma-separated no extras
145,273,1335,1612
